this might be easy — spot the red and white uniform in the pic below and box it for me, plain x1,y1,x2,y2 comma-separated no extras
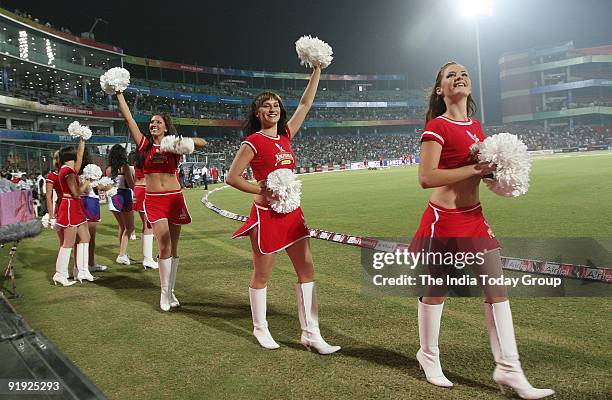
45,171,62,217
55,165,86,228
138,136,191,225
410,116,500,254
133,163,146,213
232,128,310,254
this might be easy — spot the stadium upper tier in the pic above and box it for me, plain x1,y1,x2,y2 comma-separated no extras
0,7,427,134
499,41,612,130
130,78,420,103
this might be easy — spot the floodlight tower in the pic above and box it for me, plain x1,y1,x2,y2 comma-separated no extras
460,0,493,124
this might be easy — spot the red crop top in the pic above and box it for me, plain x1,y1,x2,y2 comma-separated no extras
58,165,79,197
45,171,63,199
133,163,145,180
241,128,296,182
137,136,180,175
420,116,486,169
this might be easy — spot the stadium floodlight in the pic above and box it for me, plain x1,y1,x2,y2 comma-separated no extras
459,0,493,17
459,0,493,124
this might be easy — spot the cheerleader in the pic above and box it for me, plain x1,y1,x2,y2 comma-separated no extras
80,148,110,273
45,151,63,246
53,138,94,286
129,150,158,269
114,92,207,311
411,61,553,398
106,144,135,265
226,65,339,354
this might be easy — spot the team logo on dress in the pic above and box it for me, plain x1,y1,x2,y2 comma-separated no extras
274,143,295,166
151,148,169,164
465,130,479,143
466,130,481,159
179,209,187,220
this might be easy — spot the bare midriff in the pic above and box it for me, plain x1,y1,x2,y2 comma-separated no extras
429,175,482,209
145,173,180,192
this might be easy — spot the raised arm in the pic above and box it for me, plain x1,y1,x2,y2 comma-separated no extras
418,141,496,188
287,66,321,138
74,138,85,174
116,92,144,144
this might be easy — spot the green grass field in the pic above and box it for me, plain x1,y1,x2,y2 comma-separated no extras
2,152,611,399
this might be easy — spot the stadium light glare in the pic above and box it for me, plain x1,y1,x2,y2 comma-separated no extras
459,0,493,17
458,0,493,124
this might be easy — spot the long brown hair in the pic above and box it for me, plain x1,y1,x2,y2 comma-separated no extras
52,151,60,171
425,61,477,126
140,113,178,158
243,92,288,137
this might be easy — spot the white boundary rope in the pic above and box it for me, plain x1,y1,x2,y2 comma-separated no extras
202,186,612,284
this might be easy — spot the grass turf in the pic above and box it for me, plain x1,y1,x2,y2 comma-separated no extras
2,151,611,399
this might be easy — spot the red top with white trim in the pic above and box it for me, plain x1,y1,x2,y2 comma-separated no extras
420,116,485,169
241,128,296,181
133,163,145,180
45,171,63,199
58,165,79,198
137,136,180,175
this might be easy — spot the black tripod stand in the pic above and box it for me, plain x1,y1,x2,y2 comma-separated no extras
1,242,20,299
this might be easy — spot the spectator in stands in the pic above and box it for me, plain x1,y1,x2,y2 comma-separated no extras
0,171,17,193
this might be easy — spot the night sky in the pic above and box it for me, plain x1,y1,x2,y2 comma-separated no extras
4,0,612,124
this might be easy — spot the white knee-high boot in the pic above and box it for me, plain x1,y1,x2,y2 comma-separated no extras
416,298,453,388
53,247,76,286
142,234,158,269
169,257,180,307
484,301,554,399
158,257,172,311
76,243,94,283
249,287,280,349
295,282,340,355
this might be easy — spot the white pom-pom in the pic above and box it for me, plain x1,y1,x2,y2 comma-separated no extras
160,135,194,155
175,137,195,154
295,35,333,69
478,132,531,197
266,169,302,213
92,176,113,189
82,164,102,181
41,213,50,228
106,186,117,198
41,213,56,229
67,121,92,140
100,67,130,94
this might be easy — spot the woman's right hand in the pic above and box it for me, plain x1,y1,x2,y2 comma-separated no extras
259,184,279,202
473,162,497,177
